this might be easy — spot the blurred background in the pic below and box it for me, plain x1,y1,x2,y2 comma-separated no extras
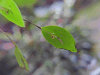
0,0,100,75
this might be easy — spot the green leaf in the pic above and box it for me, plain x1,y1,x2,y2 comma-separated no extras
0,0,25,27
14,45,29,71
0,27,28,71
42,26,77,53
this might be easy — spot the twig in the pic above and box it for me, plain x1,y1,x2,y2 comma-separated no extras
23,19,42,30
0,28,16,46
23,19,63,44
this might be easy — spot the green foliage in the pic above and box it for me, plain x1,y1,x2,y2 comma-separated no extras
0,0,77,71
42,26,77,53
0,28,29,71
13,0,37,7
0,0,25,27
14,45,29,71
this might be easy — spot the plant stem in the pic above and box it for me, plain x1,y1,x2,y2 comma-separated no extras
23,19,42,30
0,28,16,46
23,19,63,44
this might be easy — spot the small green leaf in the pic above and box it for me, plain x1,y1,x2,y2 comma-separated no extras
42,26,77,52
0,0,25,27
0,28,28,71
14,45,29,71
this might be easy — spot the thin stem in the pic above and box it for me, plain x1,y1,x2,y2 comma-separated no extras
0,28,16,46
23,19,63,44
23,19,42,30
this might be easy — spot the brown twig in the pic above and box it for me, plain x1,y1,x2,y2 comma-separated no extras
23,19,42,30
23,19,63,44
0,28,16,46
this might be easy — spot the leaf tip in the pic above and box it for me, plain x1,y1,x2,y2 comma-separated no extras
70,48,77,53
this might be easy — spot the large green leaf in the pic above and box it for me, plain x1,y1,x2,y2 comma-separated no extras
0,0,25,27
42,26,77,52
14,45,29,71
